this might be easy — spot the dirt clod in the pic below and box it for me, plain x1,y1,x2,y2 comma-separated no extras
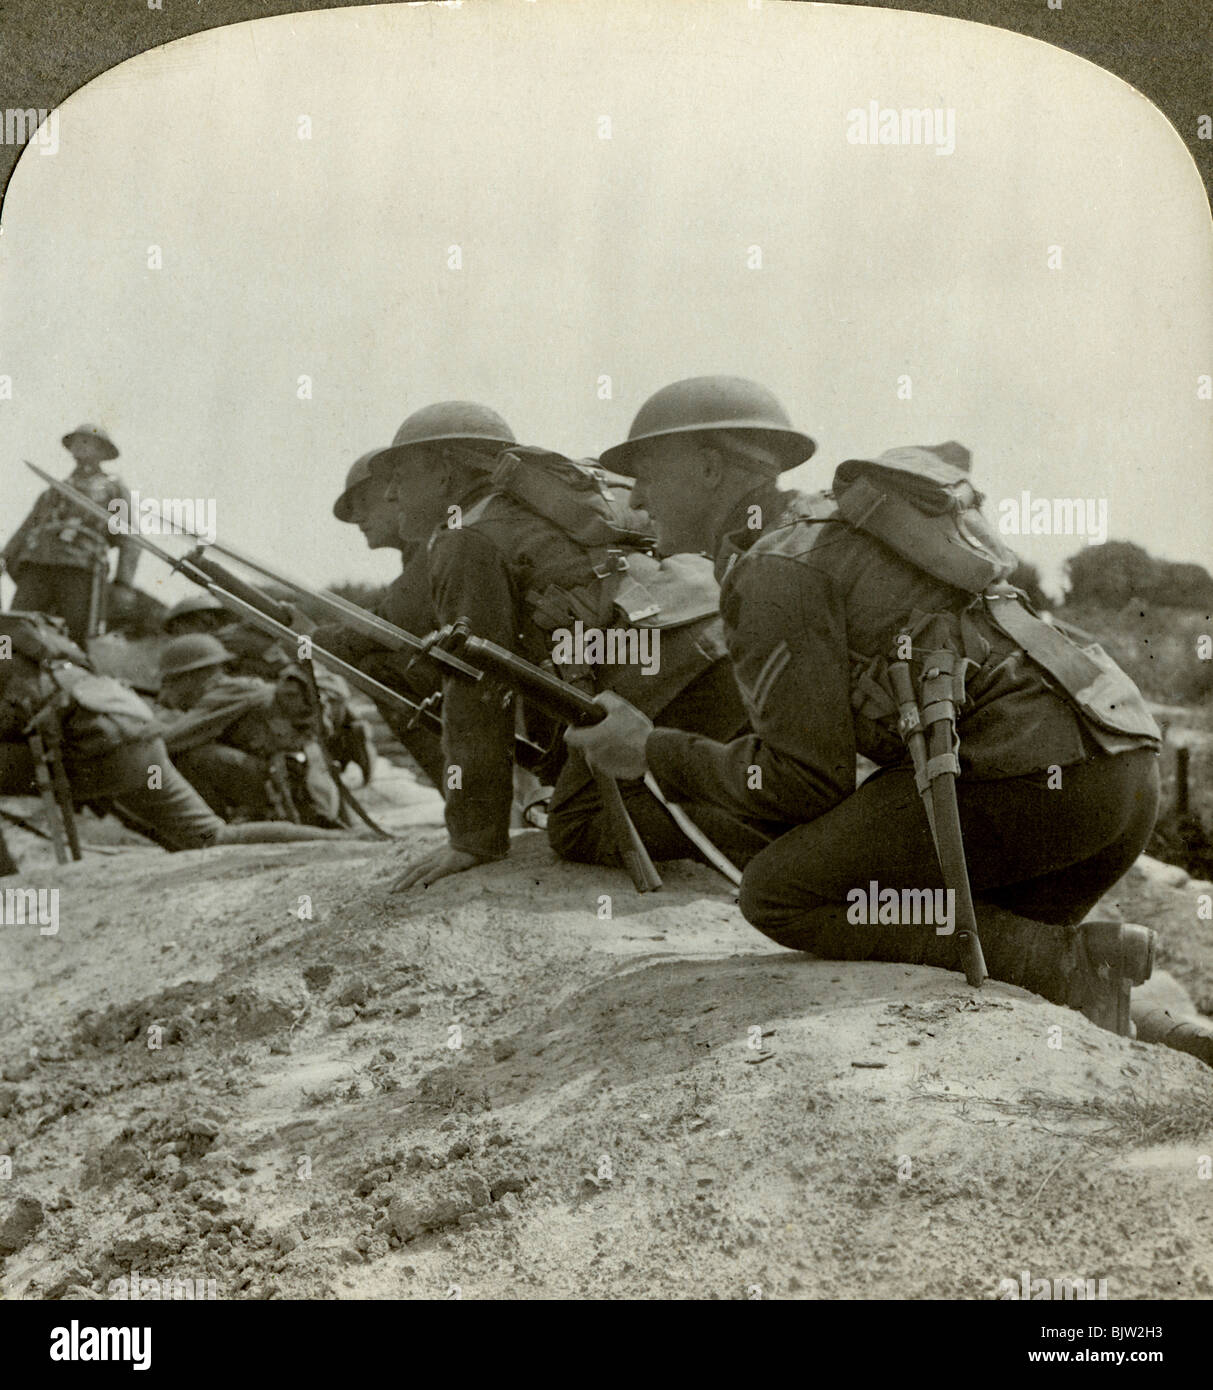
0,1196,44,1254
389,1172,491,1241
303,965,335,992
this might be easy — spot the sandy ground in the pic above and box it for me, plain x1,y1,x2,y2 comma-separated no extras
1,761,1212,1301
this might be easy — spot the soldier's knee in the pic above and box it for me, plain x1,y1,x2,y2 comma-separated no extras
739,865,812,940
737,850,844,952
546,808,602,865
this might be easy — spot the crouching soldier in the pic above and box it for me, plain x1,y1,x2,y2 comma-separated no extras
0,612,352,856
574,377,1164,1037
156,633,347,827
310,448,446,788
374,401,748,891
162,590,375,788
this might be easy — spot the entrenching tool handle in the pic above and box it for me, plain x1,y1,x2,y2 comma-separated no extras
572,701,664,894
642,773,743,888
592,765,663,892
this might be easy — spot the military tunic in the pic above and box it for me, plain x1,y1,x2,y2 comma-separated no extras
646,494,1160,942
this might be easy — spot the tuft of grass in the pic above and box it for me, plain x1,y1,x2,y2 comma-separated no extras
913,1084,1213,1147
1011,1087,1213,1148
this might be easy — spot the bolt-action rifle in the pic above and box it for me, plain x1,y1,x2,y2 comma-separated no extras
158,516,742,889
24,461,446,747
25,464,743,890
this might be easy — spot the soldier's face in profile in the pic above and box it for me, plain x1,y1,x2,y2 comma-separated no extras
627,437,712,556
384,450,449,542
348,475,400,550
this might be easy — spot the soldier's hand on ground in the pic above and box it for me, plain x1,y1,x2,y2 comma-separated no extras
565,691,653,781
389,844,485,892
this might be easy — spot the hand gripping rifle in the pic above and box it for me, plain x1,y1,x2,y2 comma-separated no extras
83,481,743,890
423,618,743,889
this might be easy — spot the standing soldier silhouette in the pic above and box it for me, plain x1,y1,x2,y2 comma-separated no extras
3,424,138,643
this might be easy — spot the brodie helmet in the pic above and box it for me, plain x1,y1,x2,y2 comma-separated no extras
599,376,815,476
162,593,226,633
62,423,119,461
369,402,516,477
333,449,388,522
159,633,233,679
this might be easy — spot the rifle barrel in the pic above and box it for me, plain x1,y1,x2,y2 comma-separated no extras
22,462,443,734
149,513,486,681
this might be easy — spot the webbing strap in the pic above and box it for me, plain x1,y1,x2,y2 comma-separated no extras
915,651,964,785
613,571,662,623
925,751,960,780
984,592,1102,689
921,696,956,727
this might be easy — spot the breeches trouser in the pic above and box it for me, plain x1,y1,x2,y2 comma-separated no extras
738,747,1160,957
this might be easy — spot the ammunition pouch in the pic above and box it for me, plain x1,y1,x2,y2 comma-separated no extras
983,589,1160,749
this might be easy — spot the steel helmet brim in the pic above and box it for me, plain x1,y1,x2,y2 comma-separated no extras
163,594,226,628
368,435,514,479
368,401,516,479
62,424,119,462
600,421,815,476
160,653,231,677
333,448,390,522
159,636,235,679
159,655,232,679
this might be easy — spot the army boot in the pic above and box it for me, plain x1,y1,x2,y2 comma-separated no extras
1130,1001,1213,1068
973,904,1155,1037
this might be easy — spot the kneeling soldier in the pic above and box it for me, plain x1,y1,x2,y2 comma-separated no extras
574,377,1162,1035
0,612,351,856
372,400,747,890
157,633,344,827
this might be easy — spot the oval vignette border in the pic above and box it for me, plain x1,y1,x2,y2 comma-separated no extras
0,0,1209,215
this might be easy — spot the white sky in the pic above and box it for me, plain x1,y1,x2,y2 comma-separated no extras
1,0,1209,608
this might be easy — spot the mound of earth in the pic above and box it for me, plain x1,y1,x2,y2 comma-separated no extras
1,815,1211,1300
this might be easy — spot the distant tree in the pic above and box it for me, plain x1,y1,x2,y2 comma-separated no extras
1162,563,1213,611
1064,541,1162,609
1064,543,1213,611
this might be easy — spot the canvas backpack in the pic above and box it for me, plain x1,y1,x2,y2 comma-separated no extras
0,611,158,758
466,447,733,717
832,446,1018,595
831,448,1158,748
